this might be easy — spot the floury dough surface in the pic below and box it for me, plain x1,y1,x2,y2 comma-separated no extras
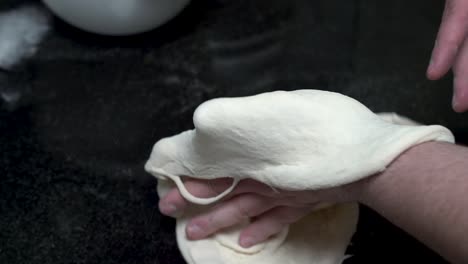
145,90,455,263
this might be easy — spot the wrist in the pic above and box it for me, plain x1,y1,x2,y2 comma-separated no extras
356,141,448,207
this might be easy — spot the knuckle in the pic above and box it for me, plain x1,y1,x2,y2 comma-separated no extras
444,0,456,16
232,194,265,220
232,199,253,221
444,1,468,27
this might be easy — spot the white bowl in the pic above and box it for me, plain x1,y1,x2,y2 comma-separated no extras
43,0,191,35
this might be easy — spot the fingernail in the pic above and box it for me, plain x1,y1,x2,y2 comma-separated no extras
187,224,203,239
239,236,255,248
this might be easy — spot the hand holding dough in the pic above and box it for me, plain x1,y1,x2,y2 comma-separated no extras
146,90,454,204
146,90,454,264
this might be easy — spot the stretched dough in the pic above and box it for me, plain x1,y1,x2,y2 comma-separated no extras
146,90,454,264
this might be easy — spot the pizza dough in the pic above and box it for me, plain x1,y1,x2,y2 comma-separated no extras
145,90,454,263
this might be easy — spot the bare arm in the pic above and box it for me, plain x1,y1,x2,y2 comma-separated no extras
359,141,468,263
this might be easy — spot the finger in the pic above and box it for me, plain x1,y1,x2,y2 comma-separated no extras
230,179,283,197
186,194,276,240
162,177,283,205
159,187,187,217
160,178,345,218
182,178,283,198
453,37,468,112
178,178,280,200
159,177,280,217
427,0,468,80
159,177,233,217
182,177,235,197
238,206,309,248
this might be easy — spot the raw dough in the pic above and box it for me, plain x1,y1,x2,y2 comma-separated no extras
146,90,454,264
146,90,454,203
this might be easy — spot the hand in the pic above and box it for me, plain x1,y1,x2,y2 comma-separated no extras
158,178,363,248
427,0,468,112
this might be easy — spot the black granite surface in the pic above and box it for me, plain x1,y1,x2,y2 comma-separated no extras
1,0,466,263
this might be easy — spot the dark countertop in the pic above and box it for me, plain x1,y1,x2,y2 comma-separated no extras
1,0,466,263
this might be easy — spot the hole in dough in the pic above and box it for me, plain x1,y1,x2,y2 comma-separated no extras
180,176,236,199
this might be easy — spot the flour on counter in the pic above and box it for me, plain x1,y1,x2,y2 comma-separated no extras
0,5,50,70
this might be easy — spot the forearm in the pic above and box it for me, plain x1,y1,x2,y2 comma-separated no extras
359,142,468,263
